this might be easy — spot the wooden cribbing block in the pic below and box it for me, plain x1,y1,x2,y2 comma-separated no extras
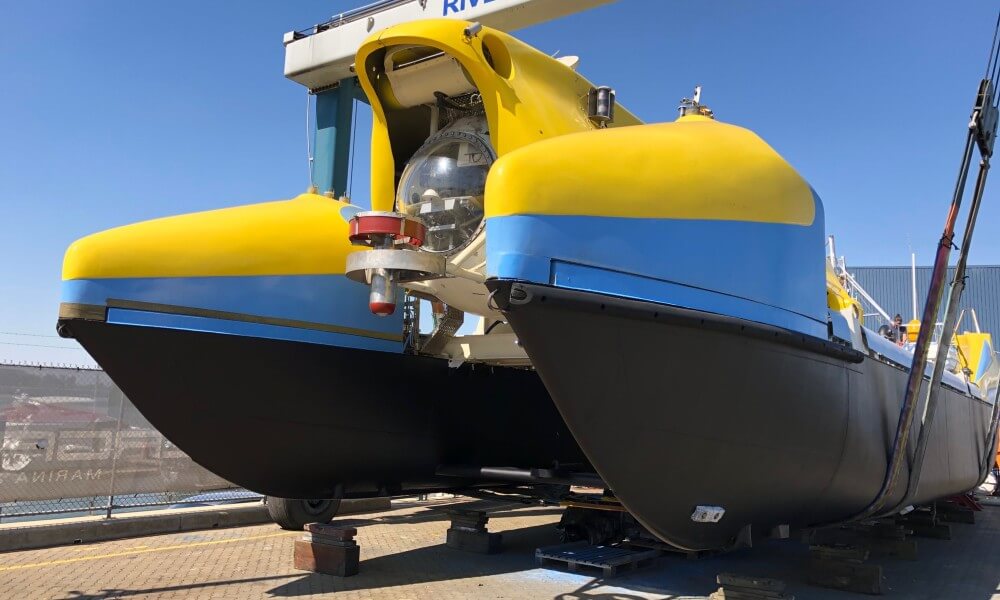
293,523,359,577
807,544,883,595
807,524,917,561
934,502,976,524
448,509,491,530
303,523,357,541
896,511,952,540
446,509,502,554
709,573,793,599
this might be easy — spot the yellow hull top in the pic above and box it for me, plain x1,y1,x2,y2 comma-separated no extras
63,194,357,280
484,114,816,226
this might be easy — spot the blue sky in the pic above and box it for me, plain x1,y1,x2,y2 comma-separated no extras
1,0,997,364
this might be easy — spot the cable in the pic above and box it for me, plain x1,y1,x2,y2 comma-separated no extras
986,11,1000,79
348,98,359,200
306,91,315,188
0,331,61,338
0,341,86,350
992,48,1000,95
988,11,1000,101
484,320,504,335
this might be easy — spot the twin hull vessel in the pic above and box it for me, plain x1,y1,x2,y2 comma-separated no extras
58,19,997,550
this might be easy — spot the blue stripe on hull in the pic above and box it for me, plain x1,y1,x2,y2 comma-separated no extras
486,206,827,337
62,274,403,352
107,308,401,353
550,261,824,335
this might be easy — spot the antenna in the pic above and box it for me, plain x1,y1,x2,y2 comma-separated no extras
678,85,714,119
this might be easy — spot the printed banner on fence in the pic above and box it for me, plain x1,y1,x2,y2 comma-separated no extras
0,365,232,502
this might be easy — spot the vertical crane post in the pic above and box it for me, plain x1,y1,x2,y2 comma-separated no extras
313,78,363,198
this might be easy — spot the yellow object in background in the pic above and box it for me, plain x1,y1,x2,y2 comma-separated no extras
826,265,864,323
955,332,994,380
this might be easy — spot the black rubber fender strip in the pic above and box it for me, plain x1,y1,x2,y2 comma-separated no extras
487,279,865,364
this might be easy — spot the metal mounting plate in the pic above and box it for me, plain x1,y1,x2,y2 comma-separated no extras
345,249,446,283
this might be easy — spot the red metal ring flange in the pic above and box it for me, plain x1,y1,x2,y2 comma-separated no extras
348,212,426,247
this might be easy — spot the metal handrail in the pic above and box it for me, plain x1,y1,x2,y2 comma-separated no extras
295,0,416,37
840,269,893,323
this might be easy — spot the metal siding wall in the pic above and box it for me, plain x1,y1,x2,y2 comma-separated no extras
850,266,1000,336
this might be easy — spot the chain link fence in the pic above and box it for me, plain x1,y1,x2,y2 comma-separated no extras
0,362,261,522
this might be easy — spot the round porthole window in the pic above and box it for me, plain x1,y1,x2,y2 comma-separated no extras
396,128,494,254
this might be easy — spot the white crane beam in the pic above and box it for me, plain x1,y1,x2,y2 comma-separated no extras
284,0,615,90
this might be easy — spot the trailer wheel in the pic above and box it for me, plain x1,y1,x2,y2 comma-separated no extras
266,497,341,530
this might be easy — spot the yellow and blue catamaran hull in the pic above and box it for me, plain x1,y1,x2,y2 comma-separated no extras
55,15,997,551
58,193,585,498
482,116,994,550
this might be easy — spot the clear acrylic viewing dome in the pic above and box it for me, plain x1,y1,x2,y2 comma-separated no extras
396,131,492,253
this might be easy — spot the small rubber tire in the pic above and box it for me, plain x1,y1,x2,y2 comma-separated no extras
266,497,341,530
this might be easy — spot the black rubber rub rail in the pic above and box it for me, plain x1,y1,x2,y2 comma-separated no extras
488,280,865,364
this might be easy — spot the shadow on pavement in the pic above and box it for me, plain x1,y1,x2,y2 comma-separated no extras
52,502,1000,600
60,575,299,599
270,505,1000,599
266,521,693,599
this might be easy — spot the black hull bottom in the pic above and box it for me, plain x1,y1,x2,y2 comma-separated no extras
490,281,994,550
60,319,588,499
